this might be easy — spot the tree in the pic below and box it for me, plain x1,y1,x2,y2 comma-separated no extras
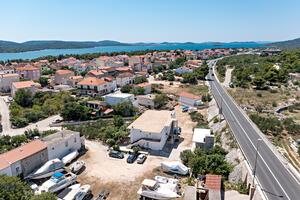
182,73,197,84
14,89,33,107
252,75,266,89
30,193,56,200
0,175,33,200
121,85,132,93
134,76,148,84
39,77,49,87
113,115,124,127
154,94,168,109
113,101,137,117
60,102,90,121
132,86,145,95
180,149,194,165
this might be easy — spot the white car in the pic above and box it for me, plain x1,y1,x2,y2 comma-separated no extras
137,154,147,164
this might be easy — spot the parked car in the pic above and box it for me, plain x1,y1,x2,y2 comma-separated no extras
108,150,124,159
127,153,138,163
137,154,147,164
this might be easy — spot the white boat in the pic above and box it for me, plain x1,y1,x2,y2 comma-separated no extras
26,158,65,179
161,161,189,175
137,176,180,200
70,160,85,174
62,151,79,165
36,172,77,194
58,184,91,200
57,184,81,200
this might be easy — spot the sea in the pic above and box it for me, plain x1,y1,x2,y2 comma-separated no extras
0,42,264,61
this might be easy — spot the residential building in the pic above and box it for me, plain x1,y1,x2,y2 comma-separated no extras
95,56,114,67
192,128,214,150
135,82,152,94
0,64,14,74
175,66,194,75
11,80,36,97
42,130,84,160
136,94,156,108
0,73,19,92
0,140,48,177
86,69,105,79
66,75,83,87
179,92,203,106
205,175,222,200
116,72,135,87
77,77,116,97
54,70,75,85
128,110,178,150
86,100,107,110
104,92,134,105
15,66,40,81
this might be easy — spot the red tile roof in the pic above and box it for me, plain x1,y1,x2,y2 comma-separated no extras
205,174,222,190
12,81,35,89
16,66,39,71
56,69,73,75
137,82,151,87
87,70,104,76
179,92,201,100
0,140,47,167
78,77,107,86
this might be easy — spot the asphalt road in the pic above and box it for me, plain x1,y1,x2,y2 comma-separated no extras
208,60,300,200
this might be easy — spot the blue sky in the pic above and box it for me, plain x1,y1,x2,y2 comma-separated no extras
0,0,299,42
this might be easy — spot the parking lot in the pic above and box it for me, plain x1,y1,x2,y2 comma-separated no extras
75,105,198,199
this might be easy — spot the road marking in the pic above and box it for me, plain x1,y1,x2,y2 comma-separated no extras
211,75,291,200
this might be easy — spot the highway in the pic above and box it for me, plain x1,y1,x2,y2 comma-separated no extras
207,60,300,200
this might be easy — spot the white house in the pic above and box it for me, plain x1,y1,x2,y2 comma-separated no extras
116,72,135,87
0,73,19,92
11,80,36,97
77,77,116,97
175,66,194,75
42,130,84,160
104,92,134,105
128,110,178,150
192,128,214,150
179,92,203,107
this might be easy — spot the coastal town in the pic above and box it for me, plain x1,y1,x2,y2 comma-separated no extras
1,44,299,200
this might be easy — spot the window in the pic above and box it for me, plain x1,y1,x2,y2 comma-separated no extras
74,137,77,143
65,141,69,147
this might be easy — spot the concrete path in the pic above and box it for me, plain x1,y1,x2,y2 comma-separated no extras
223,67,234,88
0,96,11,133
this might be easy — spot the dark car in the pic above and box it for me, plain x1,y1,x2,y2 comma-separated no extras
95,190,110,200
108,150,124,159
127,153,138,163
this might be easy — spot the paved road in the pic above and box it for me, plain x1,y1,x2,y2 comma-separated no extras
208,60,300,200
0,96,62,136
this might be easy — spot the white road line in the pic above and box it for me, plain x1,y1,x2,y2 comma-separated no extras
211,74,291,200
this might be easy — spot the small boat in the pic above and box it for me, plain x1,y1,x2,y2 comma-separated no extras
57,184,81,200
137,176,180,200
70,160,85,174
58,184,91,200
36,172,77,194
26,158,64,179
62,151,79,165
161,161,190,175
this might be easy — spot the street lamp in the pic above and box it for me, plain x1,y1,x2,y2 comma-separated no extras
252,138,262,186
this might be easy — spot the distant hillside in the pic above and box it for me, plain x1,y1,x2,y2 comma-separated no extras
0,40,131,53
268,38,300,49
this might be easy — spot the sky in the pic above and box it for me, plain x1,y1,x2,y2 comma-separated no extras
0,0,299,43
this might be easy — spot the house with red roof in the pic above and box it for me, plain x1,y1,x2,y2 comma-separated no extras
54,69,75,85
11,80,36,97
116,72,135,87
77,77,116,96
16,66,41,81
0,140,48,177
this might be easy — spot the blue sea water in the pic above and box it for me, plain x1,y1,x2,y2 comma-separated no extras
0,43,264,61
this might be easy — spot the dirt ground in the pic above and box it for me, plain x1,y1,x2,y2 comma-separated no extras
75,105,197,199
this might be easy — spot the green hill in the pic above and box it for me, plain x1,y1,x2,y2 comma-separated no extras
269,38,300,49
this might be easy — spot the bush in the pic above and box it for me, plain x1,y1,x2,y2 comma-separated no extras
14,89,33,107
60,102,90,121
120,85,132,93
134,76,148,84
113,101,137,117
153,94,168,109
